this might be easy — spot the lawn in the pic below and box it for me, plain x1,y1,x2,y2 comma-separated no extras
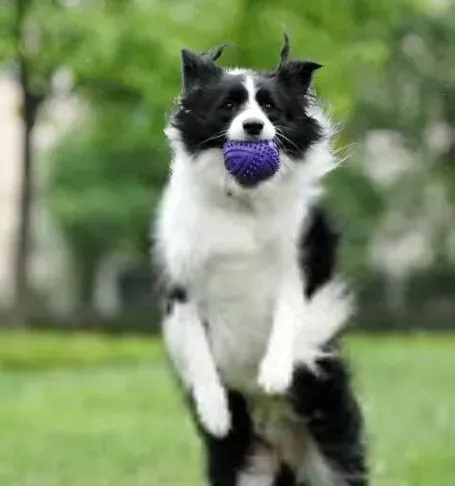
0,333,454,486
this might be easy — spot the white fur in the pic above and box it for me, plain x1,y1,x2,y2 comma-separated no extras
162,300,231,437
258,258,307,394
227,75,276,141
294,280,353,370
238,445,277,486
300,440,348,486
155,76,350,438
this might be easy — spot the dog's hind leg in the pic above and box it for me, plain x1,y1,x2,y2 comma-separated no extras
288,354,368,486
195,389,255,486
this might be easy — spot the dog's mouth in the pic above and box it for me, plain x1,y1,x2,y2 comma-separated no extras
227,134,277,143
223,140,280,188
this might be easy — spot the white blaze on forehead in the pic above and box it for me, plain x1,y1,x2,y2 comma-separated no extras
243,74,258,104
226,67,251,76
227,74,276,141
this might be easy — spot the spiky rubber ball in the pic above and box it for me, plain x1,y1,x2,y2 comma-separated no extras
223,140,279,187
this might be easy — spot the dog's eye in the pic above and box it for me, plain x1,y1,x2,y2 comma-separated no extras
263,102,274,111
220,101,235,112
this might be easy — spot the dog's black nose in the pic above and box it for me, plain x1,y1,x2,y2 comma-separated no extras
243,120,264,136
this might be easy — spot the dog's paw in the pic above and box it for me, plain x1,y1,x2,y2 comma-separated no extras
194,384,231,438
258,353,293,395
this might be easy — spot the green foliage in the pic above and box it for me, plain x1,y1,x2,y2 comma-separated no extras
41,0,426,266
352,6,455,146
350,5,455,267
2,0,442,303
0,331,159,370
326,166,385,278
0,2,15,61
221,0,419,118
48,116,166,261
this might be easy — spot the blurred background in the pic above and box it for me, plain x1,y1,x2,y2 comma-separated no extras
0,1,454,485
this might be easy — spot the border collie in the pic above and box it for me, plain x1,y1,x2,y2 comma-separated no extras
154,34,368,486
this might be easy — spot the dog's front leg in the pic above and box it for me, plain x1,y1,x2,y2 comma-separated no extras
258,263,305,395
258,272,353,395
163,291,231,437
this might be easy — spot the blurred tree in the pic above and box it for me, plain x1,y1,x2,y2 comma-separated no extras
224,0,425,117
351,5,455,269
48,114,166,311
1,0,50,325
47,0,429,310
0,0,138,322
1,0,429,319
0,0,181,319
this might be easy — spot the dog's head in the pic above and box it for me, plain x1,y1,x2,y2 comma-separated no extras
166,34,333,198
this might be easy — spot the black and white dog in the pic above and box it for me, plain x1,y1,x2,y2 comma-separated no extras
154,35,368,486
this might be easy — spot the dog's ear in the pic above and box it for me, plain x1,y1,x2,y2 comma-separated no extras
181,48,223,93
277,60,323,93
275,32,323,93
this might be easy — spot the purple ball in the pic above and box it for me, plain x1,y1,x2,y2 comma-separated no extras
223,140,280,187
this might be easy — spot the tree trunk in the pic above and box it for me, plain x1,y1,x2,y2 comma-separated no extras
11,93,36,325
11,0,42,326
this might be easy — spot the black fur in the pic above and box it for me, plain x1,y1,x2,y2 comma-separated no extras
290,356,368,486
172,73,249,152
181,48,223,94
300,206,340,298
274,463,298,486
252,75,323,158
195,390,255,486
164,284,188,315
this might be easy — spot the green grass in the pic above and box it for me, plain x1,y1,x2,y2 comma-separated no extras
0,331,158,370
0,333,454,485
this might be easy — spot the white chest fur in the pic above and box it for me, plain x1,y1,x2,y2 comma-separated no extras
156,158,310,390
199,216,283,389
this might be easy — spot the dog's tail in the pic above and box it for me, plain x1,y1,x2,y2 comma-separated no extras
294,279,354,370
